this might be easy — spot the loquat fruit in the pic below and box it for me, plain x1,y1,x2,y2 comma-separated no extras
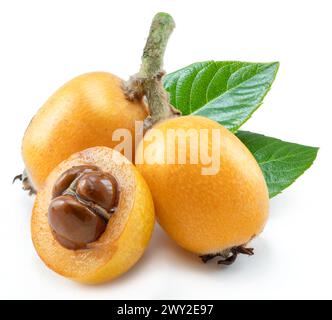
32,147,155,283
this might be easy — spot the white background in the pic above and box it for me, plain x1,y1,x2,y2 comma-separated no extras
0,0,331,300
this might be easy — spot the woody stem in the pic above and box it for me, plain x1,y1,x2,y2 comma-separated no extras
123,12,181,129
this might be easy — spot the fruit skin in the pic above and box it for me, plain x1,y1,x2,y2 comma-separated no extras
32,147,154,284
22,72,147,190
136,115,269,255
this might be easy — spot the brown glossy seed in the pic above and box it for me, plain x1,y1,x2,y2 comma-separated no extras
76,172,118,212
52,165,100,198
48,195,106,250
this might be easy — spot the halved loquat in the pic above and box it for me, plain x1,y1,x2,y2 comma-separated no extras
32,147,154,284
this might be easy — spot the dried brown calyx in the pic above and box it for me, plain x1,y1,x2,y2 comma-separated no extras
199,246,254,265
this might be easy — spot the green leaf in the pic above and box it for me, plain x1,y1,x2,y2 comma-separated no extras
236,131,319,198
164,61,279,132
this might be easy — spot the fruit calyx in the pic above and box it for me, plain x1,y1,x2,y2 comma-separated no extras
199,245,254,265
123,12,181,130
13,169,36,195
